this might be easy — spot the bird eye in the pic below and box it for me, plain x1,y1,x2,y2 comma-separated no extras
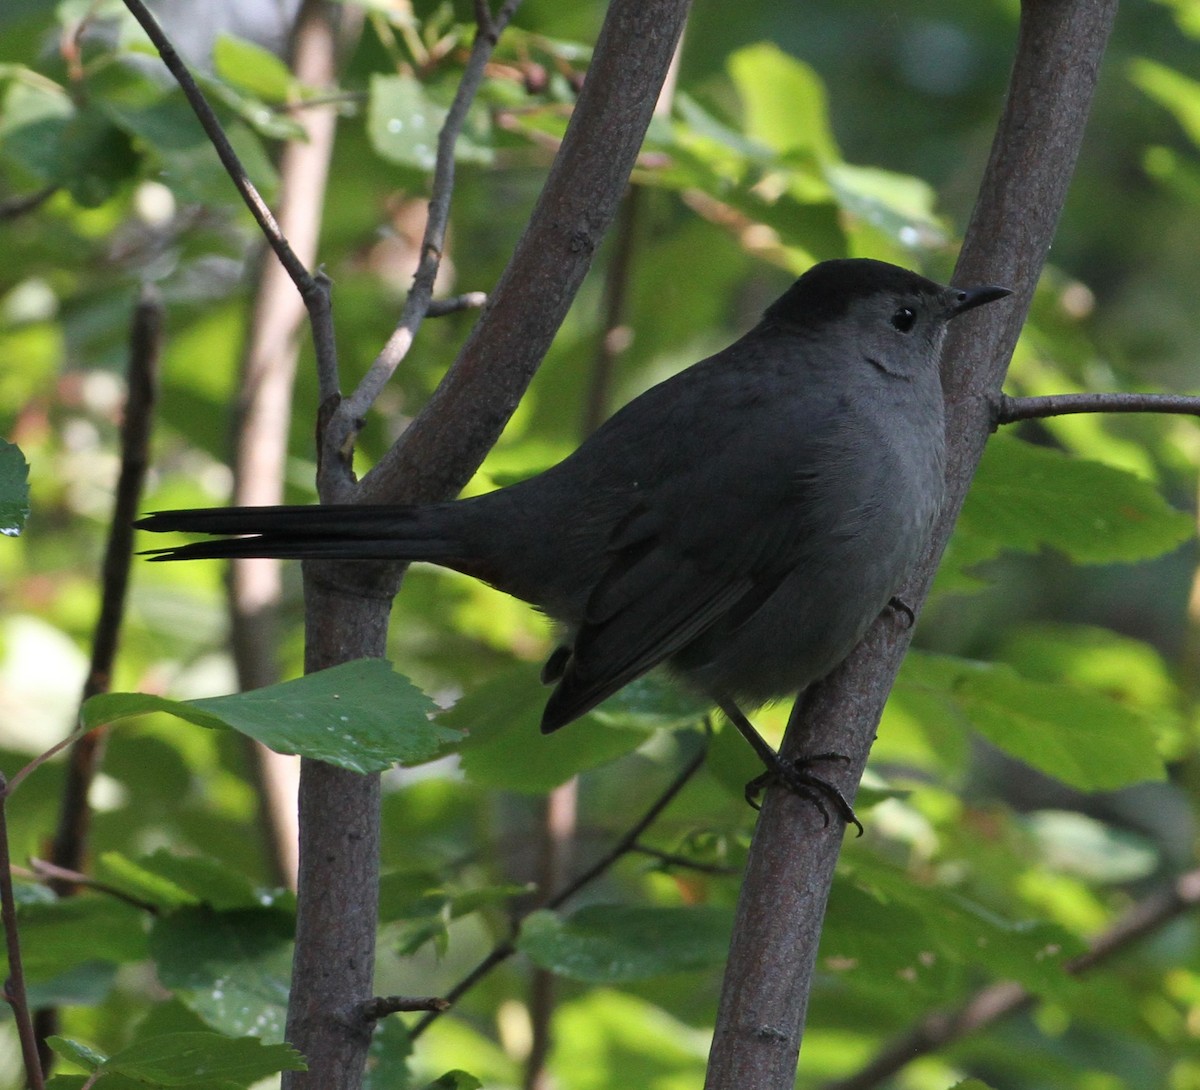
890,307,917,333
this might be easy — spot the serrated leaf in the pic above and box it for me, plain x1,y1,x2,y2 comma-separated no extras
941,434,1193,591
212,35,295,103
518,905,732,983
0,438,30,535
150,907,293,1042
83,660,457,773
894,652,1167,791
104,1031,305,1083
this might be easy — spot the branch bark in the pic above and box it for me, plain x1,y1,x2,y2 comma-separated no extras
703,3,1120,1088
996,390,1200,425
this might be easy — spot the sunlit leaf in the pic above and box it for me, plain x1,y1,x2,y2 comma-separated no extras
82,660,456,774
939,433,1193,592
212,34,296,103
893,652,1167,791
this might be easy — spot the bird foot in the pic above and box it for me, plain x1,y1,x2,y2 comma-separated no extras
744,752,863,836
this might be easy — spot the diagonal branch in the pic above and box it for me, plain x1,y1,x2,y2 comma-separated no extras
822,867,1200,1090
356,0,694,508
405,733,709,1040
120,0,336,395
324,0,525,489
703,3,1122,1089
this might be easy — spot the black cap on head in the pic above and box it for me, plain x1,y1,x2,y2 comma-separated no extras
764,259,945,327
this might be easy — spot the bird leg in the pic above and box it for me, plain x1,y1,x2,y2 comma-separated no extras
714,696,863,836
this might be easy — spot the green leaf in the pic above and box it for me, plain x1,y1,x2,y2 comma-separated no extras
0,438,30,535
727,42,839,162
104,1031,305,1084
893,652,1167,792
449,665,647,792
1131,58,1200,147
420,1073,483,1090
368,73,491,170
150,907,293,1042
363,1018,413,1090
212,35,296,103
98,850,281,912
828,865,1082,1000
83,659,456,774
9,897,147,985
940,434,1193,591
518,905,732,982
46,1036,106,1073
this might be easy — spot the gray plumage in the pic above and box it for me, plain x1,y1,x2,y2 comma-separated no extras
138,259,1009,747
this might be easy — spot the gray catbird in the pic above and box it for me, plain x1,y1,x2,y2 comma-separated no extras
137,259,1010,826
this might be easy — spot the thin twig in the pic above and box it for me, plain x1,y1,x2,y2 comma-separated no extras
326,0,524,473
49,285,161,895
0,186,57,221
23,860,160,915
119,0,337,410
426,292,489,317
408,736,709,1039
995,391,1200,427
631,844,739,876
36,284,162,1068
822,868,1200,1090
122,1,313,295
357,994,450,1022
0,775,45,1090
5,724,92,799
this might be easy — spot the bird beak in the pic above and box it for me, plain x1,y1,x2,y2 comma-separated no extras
946,284,1013,319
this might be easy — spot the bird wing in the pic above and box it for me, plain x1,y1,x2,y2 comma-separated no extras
540,499,790,731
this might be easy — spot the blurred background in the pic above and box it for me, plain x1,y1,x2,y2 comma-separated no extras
3,1,1200,1088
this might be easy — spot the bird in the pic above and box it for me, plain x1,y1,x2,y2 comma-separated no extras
137,259,1011,828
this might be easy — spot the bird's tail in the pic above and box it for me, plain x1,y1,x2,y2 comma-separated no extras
135,503,472,563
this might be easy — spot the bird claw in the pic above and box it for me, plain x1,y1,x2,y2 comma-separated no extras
744,752,863,836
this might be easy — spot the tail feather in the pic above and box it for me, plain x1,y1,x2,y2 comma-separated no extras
135,503,468,563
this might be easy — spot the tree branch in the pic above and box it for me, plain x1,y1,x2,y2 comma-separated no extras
323,0,524,494
120,0,337,398
48,284,162,894
996,390,1200,426
36,283,161,1070
356,0,693,507
408,732,708,1040
0,775,45,1090
822,867,1200,1090
703,3,1121,1088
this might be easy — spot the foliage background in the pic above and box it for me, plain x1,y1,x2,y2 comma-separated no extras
3,0,1200,1087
